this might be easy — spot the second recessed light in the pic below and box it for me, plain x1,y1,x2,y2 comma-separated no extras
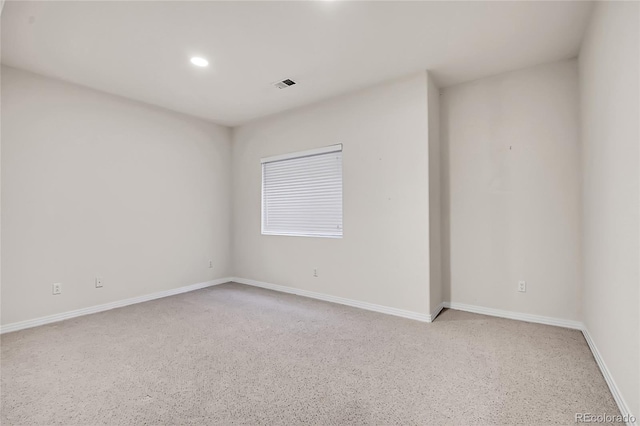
190,57,209,67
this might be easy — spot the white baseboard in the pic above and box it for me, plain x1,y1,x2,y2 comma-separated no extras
430,302,445,321
442,301,583,329
442,301,635,425
2,278,633,425
0,277,233,334
581,327,637,426
231,277,431,322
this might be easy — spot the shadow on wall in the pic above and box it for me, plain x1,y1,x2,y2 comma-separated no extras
440,91,452,303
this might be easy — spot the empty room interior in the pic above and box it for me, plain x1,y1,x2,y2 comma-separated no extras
1,1,638,425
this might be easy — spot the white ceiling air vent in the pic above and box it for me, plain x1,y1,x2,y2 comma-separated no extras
273,79,297,89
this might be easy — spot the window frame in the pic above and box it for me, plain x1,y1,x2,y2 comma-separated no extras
261,144,343,239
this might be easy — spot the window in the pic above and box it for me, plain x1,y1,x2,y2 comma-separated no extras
262,144,343,238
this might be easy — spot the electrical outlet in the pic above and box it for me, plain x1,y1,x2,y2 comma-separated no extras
313,268,318,277
208,260,213,269
518,280,526,292
95,277,103,288
52,283,62,295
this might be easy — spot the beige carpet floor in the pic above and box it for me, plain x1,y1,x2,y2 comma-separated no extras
1,282,619,425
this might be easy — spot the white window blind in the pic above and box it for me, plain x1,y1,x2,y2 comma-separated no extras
262,144,343,238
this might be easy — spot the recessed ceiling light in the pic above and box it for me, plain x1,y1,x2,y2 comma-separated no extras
190,57,209,67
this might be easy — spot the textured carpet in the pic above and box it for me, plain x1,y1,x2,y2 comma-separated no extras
1,282,619,425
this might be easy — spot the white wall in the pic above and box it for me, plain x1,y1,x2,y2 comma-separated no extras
427,72,443,316
579,1,639,418
232,73,431,316
1,66,232,325
441,59,582,321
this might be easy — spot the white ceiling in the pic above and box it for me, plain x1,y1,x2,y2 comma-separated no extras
1,1,593,126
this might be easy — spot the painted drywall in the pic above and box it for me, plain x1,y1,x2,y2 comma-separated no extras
1,66,232,325
232,73,431,315
440,59,582,321
427,72,443,316
579,1,639,418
